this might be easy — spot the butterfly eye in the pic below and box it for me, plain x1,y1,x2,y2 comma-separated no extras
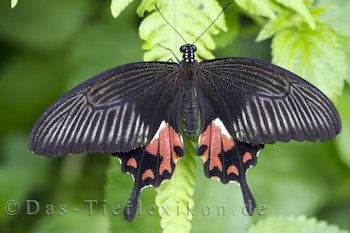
191,45,197,52
180,45,187,52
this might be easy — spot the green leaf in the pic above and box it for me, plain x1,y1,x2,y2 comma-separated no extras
137,0,157,17
138,0,227,61
110,0,134,18
11,0,18,8
256,13,291,41
272,23,347,102
235,0,276,19
274,0,315,29
246,216,349,233
155,137,196,233
256,1,318,42
316,0,350,37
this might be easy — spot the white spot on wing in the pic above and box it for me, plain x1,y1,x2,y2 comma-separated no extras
212,118,233,139
150,121,167,141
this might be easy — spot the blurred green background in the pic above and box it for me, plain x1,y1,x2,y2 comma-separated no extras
0,0,349,233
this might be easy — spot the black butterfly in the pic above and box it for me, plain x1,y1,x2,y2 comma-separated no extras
28,44,341,221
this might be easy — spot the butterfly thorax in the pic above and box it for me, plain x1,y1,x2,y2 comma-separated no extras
180,44,197,63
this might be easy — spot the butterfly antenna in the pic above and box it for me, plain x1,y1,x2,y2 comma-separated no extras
158,44,180,62
192,2,231,44
155,4,188,44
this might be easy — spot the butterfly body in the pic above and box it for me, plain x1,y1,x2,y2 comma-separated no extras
29,43,341,221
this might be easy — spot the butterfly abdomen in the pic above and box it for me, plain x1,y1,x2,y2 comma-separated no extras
181,84,198,137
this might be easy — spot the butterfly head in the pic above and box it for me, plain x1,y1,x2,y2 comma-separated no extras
180,44,197,63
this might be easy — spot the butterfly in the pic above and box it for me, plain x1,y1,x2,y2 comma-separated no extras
28,43,341,221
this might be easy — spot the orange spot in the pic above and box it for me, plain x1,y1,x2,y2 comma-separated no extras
145,138,159,156
222,135,235,152
126,158,137,168
243,152,253,164
227,165,239,176
142,169,155,181
209,124,223,172
201,150,209,162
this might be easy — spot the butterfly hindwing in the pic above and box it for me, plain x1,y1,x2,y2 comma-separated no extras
198,58,341,145
197,118,263,214
28,62,181,156
115,121,184,221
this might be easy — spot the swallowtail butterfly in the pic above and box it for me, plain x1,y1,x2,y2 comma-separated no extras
28,43,341,220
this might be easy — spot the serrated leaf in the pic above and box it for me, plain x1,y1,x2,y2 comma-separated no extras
256,13,291,41
11,0,18,8
272,23,347,102
316,0,350,37
155,137,196,233
137,0,157,16
274,0,315,29
246,216,349,233
138,0,227,61
235,0,276,19
110,0,134,18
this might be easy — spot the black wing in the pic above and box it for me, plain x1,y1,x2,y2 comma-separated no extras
28,62,181,156
197,58,341,145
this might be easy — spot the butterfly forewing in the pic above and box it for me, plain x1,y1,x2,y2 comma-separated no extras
28,62,181,156
197,58,341,145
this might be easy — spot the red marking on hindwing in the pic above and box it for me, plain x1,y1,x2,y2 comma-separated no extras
145,122,183,176
198,121,235,172
209,124,223,172
227,165,239,176
243,152,253,164
126,158,137,168
142,169,155,181
159,125,171,175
